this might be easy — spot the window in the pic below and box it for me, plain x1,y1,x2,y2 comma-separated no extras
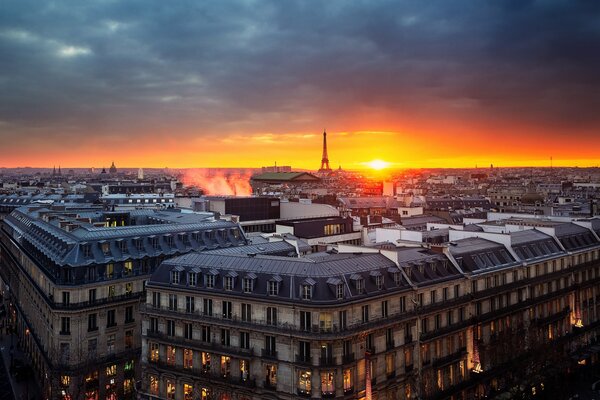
62,291,70,305
443,287,449,301
184,383,193,400
107,335,115,354
206,274,215,288
202,353,211,373
241,303,252,322
184,349,193,369
149,343,159,362
222,301,232,319
356,278,365,294
221,329,231,346
106,364,117,376
430,290,437,304
240,331,250,349
321,371,335,395
454,284,460,298
300,311,312,331
152,292,161,308
107,310,116,327
171,270,180,284
381,300,389,318
202,326,211,342
149,317,158,333
336,283,344,299
167,320,175,336
125,306,134,323
166,380,175,400
108,285,115,298
362,305,369,323
339,310,347,331
203,298,213,316
185,323,193,340
88,338,97,358
386,353,395,377
125,282,132,295
125,330,133,349
149,375,159,395
366,333,374,352
189,272,197,286
61,317,70,334
224,276,234,291
266,307,277,326
243,278,254,293
400,296,406,312
124,261,133,276
298,370,312,395
265,336,276,355
375,275,384,290
221,356,231,378
106,263,114,278
301,285,312,300
186,296,195,313
319,312,333,332
88,314,97,331
167,346,176,366
88,288,96,303
394,272,402,286
240,359,250,381
268,280,279,296
168,294,178,311
343,369,353,393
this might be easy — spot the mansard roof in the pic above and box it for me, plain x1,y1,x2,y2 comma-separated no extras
150,251,410,304
3,204,247,267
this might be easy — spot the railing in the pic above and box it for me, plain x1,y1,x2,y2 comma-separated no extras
319,355,335,367
342,353,355,364
148,360,256,388
261,349,278,360
295,354,312,366
146,330,254,357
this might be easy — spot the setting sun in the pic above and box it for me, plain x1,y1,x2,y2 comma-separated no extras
366,159,390,170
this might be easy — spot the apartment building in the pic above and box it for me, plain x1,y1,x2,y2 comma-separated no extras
0,204,247,399
139,218,600,399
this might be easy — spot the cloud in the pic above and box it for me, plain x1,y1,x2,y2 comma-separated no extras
0,0,599,164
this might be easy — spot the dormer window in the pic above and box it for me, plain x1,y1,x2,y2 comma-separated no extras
376,275,384,290
268,281,279,296
243,278,254,293
165,235,174,247
135,238,144,252
394,272,402,286
301,285,312,300
224,276,234,291
205,269,218,288
170,270,180,284
327,278,344,300
206,275,215,288
336,284,344,300
189,272,197,286
150,237,160,249
82,244,91,258
117,240,127,252
101,242,110,255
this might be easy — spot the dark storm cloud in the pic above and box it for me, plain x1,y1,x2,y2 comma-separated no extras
1,0,599,140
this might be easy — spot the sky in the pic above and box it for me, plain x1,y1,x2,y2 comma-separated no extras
1,0,599,170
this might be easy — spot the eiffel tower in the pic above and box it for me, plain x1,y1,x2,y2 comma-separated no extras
319,129,332,172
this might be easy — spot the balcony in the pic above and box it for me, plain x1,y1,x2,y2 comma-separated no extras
261,349,278,360
319,355,335,367
295,354,312,366
342,353,355,365
146,331,254,358
149,360,256,388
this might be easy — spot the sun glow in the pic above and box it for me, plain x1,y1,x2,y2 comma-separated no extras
366,159,390,170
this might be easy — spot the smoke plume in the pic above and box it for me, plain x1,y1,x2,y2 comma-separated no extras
182,169,253,196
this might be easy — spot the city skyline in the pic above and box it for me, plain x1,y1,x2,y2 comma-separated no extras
1,1,600,169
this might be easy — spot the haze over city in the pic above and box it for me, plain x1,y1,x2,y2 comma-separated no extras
1,1,600,169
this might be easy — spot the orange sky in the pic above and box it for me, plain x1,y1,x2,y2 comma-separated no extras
1,123,598,170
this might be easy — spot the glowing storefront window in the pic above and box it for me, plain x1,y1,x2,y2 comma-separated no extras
321,371,335,395
184,384,193,400
343,369,353,393
149,375,159,395
297,370,312,395
166,380,175,400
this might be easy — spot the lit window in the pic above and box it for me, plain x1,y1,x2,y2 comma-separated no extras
343,369,353,393
184,349,193,369
297,370,312,395
61,375,71,387
184,384,193,400
106,365,117,377
321,371,335,396
166,380,175,400
149,375,159,395
124,261,132,276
